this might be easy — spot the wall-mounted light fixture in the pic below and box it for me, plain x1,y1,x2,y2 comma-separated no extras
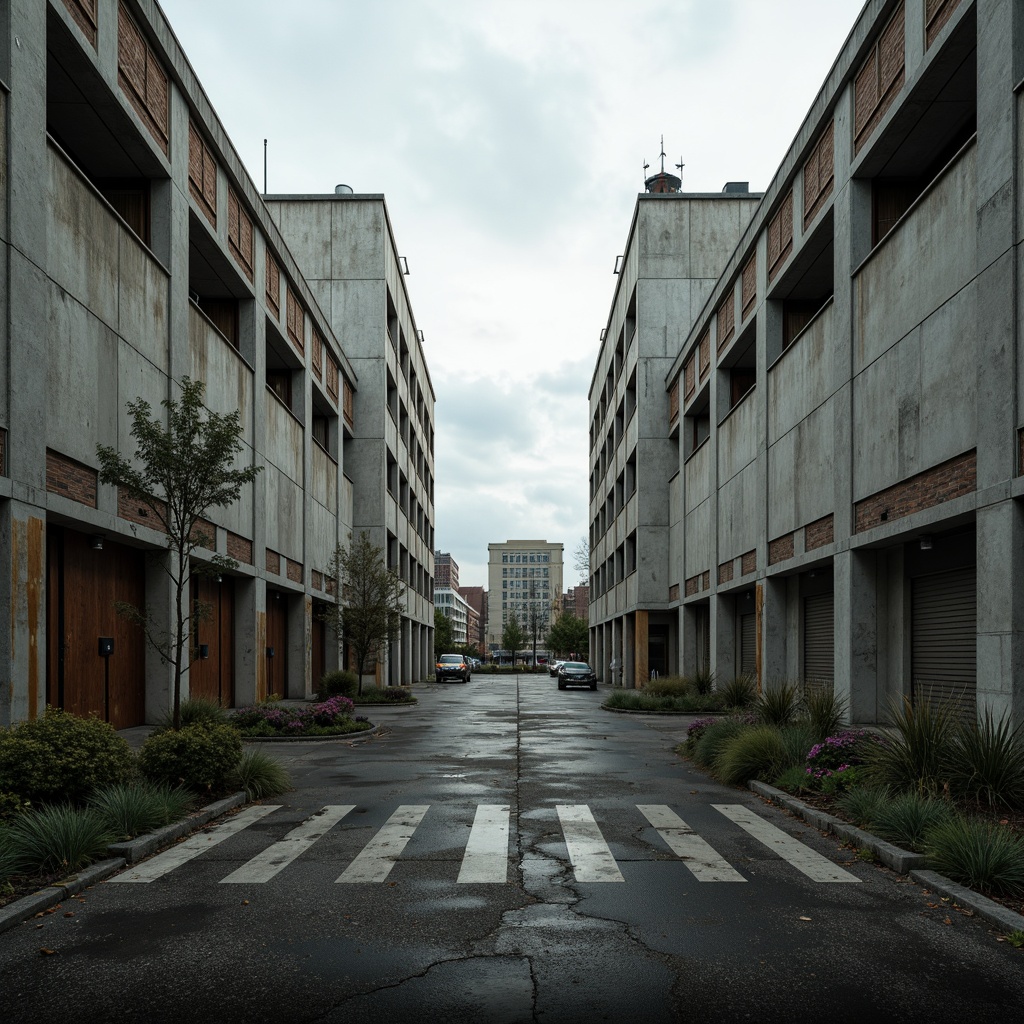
399,256,410,275
199,644,210,659
919,536,933,551
91,535,104,551
216,574,223,584
613,256,623,275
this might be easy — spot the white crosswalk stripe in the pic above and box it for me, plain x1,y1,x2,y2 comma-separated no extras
714,804,861,883
108,804,281,883
638,804,746,882
221,805,355,884
556,804,624,882
105,801,860,887
457,804,511,883
336,804,429,883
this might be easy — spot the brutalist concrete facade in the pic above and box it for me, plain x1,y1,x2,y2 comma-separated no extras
595,0,1024,726
0,0,430,726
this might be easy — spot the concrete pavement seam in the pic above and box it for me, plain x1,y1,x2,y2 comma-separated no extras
749,779,1024,934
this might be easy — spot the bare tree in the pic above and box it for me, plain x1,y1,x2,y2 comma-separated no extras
573,536,590,585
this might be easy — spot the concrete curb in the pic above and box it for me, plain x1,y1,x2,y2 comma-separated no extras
749,780,1024,933
241,724,382,743
0,792,248,935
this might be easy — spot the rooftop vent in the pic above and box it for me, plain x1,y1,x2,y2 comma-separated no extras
334,184,354,195
722,181,749,193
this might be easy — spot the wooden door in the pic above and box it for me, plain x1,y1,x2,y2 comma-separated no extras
189,574,235,707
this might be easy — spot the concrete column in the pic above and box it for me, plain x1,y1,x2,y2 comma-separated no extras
635,609,649,686
622,614,635,689
977,501,1024,728
834,548,880,725
143,550,176,723
761,576,788,684
401,616,412,686
711,594,734,683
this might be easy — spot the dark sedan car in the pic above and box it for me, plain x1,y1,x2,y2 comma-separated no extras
557,661,597,691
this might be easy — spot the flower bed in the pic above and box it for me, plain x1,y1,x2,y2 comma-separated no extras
230,697,373,738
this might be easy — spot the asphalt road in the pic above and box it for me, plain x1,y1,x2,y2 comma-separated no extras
1,675,1022,1024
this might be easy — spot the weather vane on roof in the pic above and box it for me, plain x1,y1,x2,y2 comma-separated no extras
676,157,684,185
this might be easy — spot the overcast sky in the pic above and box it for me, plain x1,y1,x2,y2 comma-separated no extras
158,0,865,589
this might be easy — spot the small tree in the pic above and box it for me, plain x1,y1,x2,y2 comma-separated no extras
573,536,590,585
546,613,590,660
97,377,261,730
434,607,453,656
502,612,527,669
527,602,549,667
324,532,404,696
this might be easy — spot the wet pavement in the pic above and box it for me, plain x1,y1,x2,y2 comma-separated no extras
1,675,1022,1023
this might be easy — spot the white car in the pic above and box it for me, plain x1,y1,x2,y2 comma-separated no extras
548,660,565,677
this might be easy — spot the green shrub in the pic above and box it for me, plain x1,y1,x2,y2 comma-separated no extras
755,683,800,727
604,690,723,714
0,708,135,806
779,723,818,766
644,676,693,698
137,722,242,793
353,686,416,705
316,670,359,700
872,791,955,851
865,696,955,795
88,781,194,842
0,791,31,823
229,749,292,800
719,676,756,709
691,718,754,771
924,817,1024,898
716,725,791,785
802,687,848,740
835,785,891,830
4,803,114,875
946,711,1024,811
688,666,715,696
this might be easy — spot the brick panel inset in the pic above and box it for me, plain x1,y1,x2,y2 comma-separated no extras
741,550,757,576
188,121,217,228
46,450,98,508
683,357,695,402
312,330,324,381
117,3,169,154
854,3,905,154
266,549,281,575
227,532,253,564
266,253,281,317
286,559,303,584
701,570,710,591
716,290,735,355
668,583,680,602
805,514,834,551
718,560,734,585
343,377,355,429
190,517,215,549
741,254,757,320
117,489,166,531
63,0,98,46
926,0,961,49
286,286,304,354
326,354,339,402
228,188,254,282
312,569,324,591
854,451,976,533
803,121,834,229
670,377,681,422
768,533,795,565
685,574,702,597
698,329,710,380
767,190,794,282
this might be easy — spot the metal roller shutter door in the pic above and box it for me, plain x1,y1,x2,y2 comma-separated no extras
803,594,834,688
911,566,976,719
740,613,756,676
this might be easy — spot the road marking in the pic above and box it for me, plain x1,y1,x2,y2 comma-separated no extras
457,804,510,883
221,805,355,884
713,804,861,883
556,804,624,882
637,805,746,882
336,805,429,883
108,805,280,883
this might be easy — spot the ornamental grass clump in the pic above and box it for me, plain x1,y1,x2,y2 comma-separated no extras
755,683,800,727
719,676,756,709
836,785,892,831
802,687,848,740
924,817,1024,899
88,781,194,842
871,791,955,851
716,725,791,785
152,697,229,734
865,695,954,795
4,803,114,875
228,749,292,800
945,711,1024,811
690,717,755,772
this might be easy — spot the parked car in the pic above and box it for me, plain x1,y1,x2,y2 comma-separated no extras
548,660,565,677
557,661,597,690
436,653,471,683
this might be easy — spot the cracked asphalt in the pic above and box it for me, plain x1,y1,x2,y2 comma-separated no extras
1,675,1022,1024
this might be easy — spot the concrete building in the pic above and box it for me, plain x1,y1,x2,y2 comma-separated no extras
0,0,430,727
595,0,1024,727
434,586,470,647
263,190,435,689
588,175,760,686
434,551,458,590
486,540,563,652
459,585,487,650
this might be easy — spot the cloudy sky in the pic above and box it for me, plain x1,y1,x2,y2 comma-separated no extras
158,0,865,589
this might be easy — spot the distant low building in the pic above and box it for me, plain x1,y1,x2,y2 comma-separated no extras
486,540,563,652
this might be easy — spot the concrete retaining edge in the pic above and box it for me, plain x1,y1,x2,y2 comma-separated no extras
749,779,1024,934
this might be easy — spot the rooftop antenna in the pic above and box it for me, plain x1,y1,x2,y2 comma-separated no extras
659,134,666,174
675,157,684,186
263,139,267,195
642,159,650,183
